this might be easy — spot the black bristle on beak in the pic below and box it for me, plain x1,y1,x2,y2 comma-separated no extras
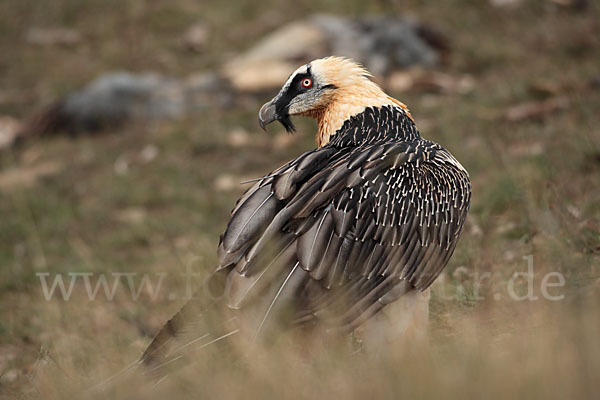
279,115,296,134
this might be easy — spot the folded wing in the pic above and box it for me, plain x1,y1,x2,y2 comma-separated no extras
218,139,471,334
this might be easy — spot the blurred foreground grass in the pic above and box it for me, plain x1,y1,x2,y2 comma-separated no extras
0,0,599,399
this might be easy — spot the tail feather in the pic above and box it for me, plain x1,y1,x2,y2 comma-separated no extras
139,262,310,379
139,292,237,378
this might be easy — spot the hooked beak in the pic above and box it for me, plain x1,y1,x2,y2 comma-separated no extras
258,100,277,130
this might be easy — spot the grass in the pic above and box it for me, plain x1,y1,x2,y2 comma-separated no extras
0,0,599,399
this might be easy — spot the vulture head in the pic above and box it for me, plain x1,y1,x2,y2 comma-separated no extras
258,56,411,147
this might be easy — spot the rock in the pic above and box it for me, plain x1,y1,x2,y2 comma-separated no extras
181,22,210,52
214,174,238,192
387,70,475,94
528,80,563,96
312,15,441,76
139,144,159,163
223,14,447,92
503,250,516,262
506,142,545,157
116,208,147,224
222,21,326,92
489,0,523,8
114,155,129,176
386,71,416,92
18,73,187,137
19,71,232,138
0,368,19,385
63,72,186,126
496,221,517,235
504,96,569,122
566,204,582,219
26,27,81,47
0,161,62,190
227,128,250,148
0,116,21,149
182,71,233,112
549,0,589,12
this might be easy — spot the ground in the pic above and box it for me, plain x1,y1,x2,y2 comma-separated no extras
0,1,598,399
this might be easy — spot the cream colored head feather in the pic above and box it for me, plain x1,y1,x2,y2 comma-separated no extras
308,57,411,146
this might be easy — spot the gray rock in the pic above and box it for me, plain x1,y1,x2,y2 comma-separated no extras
312,15,439,76
20,71,231,136
60,72,185,131
223,14,447,91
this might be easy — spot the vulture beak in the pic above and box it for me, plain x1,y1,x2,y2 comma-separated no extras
258,100,277,130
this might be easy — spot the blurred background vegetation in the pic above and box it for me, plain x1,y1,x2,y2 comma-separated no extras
0,0,598,399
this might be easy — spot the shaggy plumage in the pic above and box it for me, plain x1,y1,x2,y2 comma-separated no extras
141,57,471,376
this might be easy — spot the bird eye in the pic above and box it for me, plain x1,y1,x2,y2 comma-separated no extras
301,78,313,88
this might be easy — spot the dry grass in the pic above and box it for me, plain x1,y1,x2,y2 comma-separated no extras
0,0,599,399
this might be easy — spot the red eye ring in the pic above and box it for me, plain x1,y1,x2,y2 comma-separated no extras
301,78,313,88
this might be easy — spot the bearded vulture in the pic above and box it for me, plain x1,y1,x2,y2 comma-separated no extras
141,57,471,374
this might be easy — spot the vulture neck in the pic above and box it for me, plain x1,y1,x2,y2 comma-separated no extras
314,85,413,147
325,105,421,148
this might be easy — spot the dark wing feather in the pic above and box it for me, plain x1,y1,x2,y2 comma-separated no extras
215,139,470,335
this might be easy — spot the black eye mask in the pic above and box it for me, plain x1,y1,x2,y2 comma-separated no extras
273,72,313,134
271,65,336,133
